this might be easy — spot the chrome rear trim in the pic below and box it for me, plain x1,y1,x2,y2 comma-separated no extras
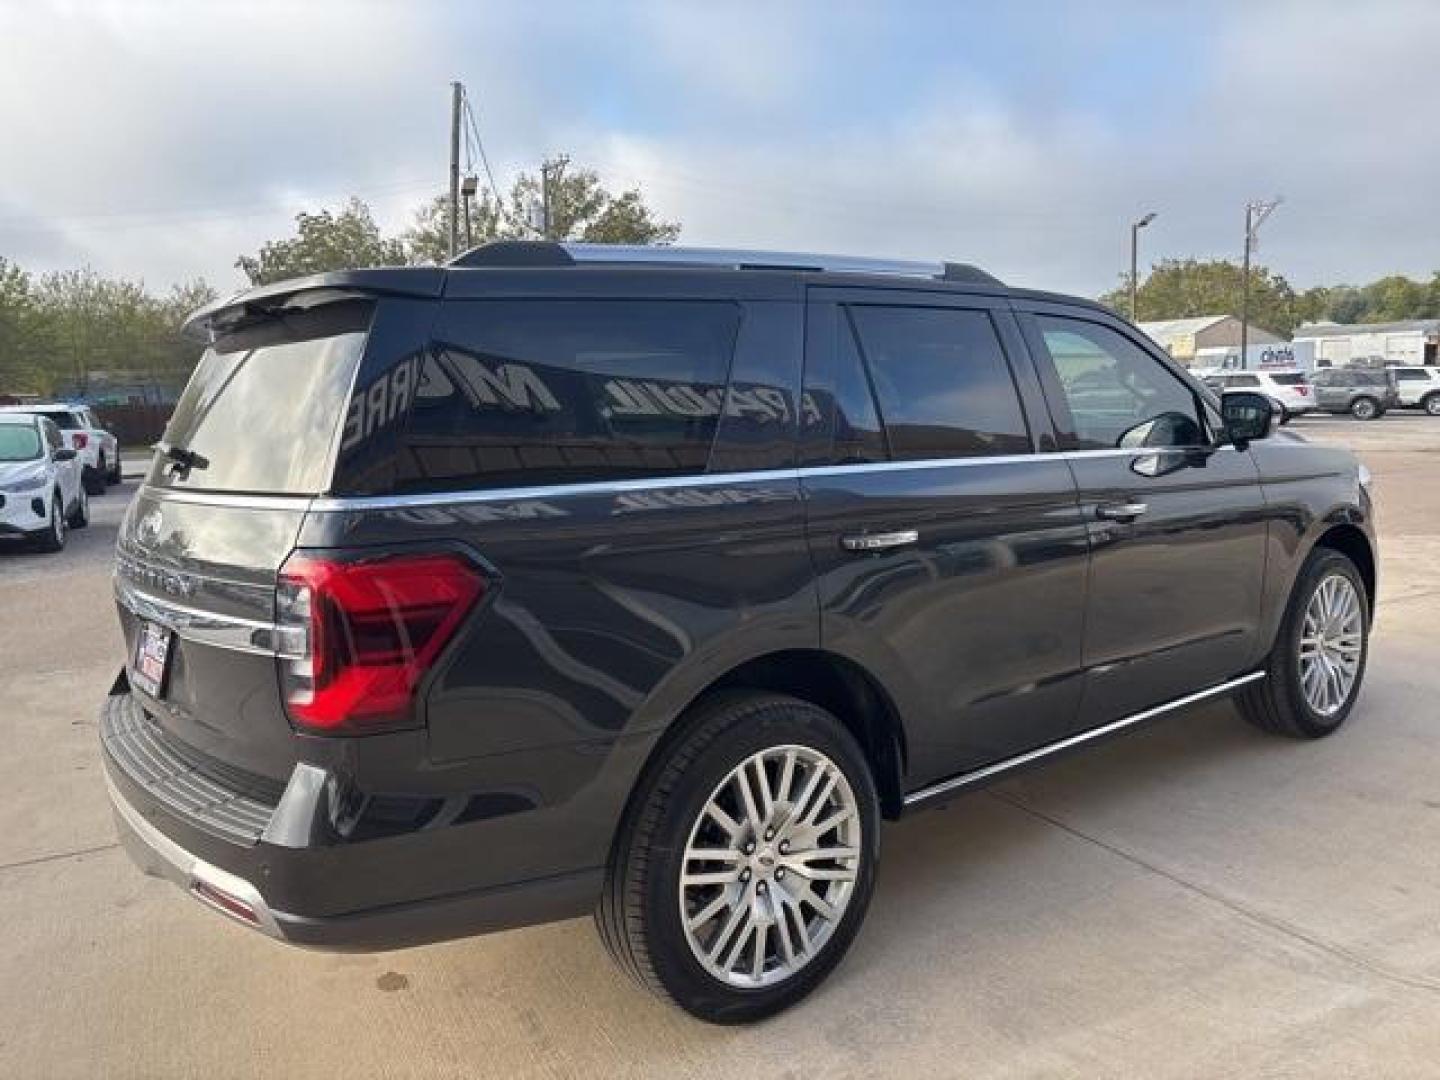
902,672,1266,809
114,576,302,659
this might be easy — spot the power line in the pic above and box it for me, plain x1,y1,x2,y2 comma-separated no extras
460,87,505,210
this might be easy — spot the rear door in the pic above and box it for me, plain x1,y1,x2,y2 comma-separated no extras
1017,305,1267,725
801,289,1089,787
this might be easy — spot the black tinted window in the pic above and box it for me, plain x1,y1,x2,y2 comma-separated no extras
1038,317,1204,450
404,300,740,491
830,313,885,463
37,410,79,429
847,306,1029,460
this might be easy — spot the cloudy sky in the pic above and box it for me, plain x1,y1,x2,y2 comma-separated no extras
1,0,1437,298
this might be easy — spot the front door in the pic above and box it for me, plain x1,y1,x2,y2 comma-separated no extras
801,291,1091,788
1019,307,1268,727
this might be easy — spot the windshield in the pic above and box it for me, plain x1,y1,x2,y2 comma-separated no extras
0,424,42,462
1267,373,1307,385
149,301,372,494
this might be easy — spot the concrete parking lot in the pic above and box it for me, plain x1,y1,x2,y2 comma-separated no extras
2,413,1438,1078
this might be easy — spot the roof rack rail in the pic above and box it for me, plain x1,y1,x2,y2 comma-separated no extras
448,241,1003,286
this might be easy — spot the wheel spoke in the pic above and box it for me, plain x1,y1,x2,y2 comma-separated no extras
680,743,862,988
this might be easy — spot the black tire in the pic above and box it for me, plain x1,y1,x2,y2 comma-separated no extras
33,492,66,553
67,484,89,529
1423,393,1440,417
1278,407,1292,426
108,450,123,484
1239,548,1369,738
597,691,880,1024
82,465,105,496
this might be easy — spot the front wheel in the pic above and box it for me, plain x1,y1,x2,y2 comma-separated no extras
597,691,880,1023
1239,548,1369,738
33,493,66,553
67,484,89,529
1424,393,1440,417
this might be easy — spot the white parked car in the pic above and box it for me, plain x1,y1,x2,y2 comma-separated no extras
1199,370,1316,423
0,403,120,494
0,413,88,552
1390,366,1440,415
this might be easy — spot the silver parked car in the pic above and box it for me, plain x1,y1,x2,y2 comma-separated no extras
1309,367,1401,420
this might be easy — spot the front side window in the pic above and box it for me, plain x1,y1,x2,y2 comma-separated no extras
846,305,1030,460
1267,373,1307,386
1037,316,1205,450
42,420,63,451
1394,369,1426,382
404,300,741,491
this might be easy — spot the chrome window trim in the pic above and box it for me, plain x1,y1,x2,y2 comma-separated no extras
114,576,302,659
902,671,1266,809
134,442,1281,516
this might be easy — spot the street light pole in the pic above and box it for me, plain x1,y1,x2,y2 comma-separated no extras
1240,197,1281,368
1129,211,1157,322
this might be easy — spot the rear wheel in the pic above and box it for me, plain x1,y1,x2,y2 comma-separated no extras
1239,548,1368,738
82,465,105,496
1350,396,1380,420
597,691,880,1023
1424,393,1440,417
108,449,123,483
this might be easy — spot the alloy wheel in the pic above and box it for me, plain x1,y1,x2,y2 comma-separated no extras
1298,574,1363,716
679,744,861,989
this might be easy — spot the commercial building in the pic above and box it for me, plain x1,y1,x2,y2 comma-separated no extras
1137,315,1284,367
1292,320,1440,368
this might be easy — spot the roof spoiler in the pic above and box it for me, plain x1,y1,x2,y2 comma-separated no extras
180,267,446,341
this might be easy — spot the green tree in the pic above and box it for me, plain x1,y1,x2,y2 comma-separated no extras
236,197,406,285
401,159,679,264
0,257,41,392
1101,258,1299,336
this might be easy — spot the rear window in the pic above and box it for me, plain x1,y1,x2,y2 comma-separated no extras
401,299,741,491
149,302,371,494
1267,373,1307,385
37,410,80,429
846,305,1030,460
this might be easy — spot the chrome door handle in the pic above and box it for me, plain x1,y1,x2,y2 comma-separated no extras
1096,501,1148,521
841,529,919,553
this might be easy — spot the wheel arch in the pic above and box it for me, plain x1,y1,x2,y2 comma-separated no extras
1311,521,1376,615
619,649,910,827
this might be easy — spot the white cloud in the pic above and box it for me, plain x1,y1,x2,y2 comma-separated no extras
1,0,1436,298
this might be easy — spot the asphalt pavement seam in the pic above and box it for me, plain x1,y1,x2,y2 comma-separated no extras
987,789,1440,996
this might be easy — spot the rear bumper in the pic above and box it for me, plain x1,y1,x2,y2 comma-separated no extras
101,689,605,951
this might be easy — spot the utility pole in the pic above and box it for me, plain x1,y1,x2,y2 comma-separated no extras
539,155,570,240
1129,211,1157,322
448,81,463,259
1240,197,1281,367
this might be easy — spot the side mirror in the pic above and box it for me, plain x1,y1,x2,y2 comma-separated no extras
1221,391,1275,446
52,447,78,462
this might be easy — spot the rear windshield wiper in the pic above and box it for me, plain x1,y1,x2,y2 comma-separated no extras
158,442,209,476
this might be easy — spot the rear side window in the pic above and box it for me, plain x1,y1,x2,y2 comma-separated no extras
38,410,79,430
151,301,372,494
1395,369,1427,381
846,306,1030,460
403,300,741,491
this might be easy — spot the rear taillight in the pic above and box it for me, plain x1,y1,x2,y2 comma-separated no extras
72,432,89,449
1296,385,1309,396
276,551,486,735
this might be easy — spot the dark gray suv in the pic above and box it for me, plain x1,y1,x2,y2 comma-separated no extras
101,242,1377,1022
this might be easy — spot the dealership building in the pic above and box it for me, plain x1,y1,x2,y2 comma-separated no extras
1137,315,1284,367
1292,319,1440,367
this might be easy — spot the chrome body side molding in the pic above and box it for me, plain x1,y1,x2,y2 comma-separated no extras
902,672,1267,809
